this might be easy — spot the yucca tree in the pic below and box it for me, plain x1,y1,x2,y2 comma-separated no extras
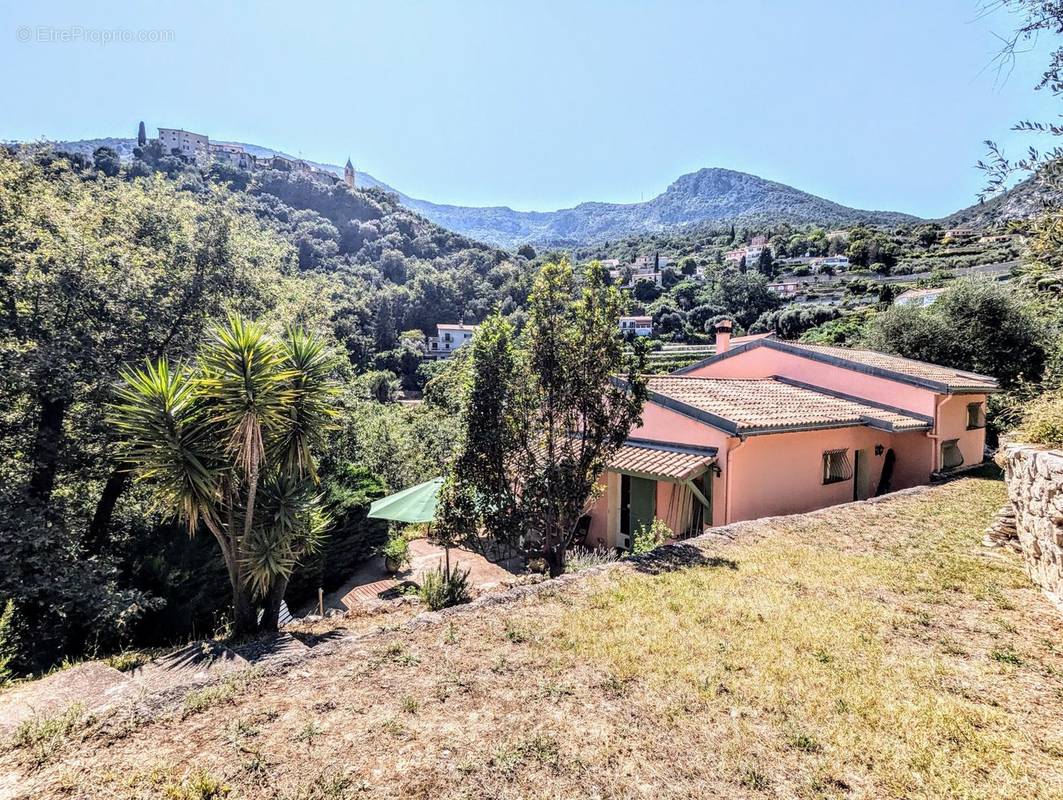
112,316,337,636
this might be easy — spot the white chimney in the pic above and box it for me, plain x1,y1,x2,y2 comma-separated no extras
714,319,733,354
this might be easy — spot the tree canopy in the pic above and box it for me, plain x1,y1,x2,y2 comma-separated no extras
438,259,647,574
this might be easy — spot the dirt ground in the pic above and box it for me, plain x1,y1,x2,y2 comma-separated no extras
3,474,1063,799
321,538,519,613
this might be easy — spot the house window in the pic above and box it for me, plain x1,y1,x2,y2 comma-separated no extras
967,402,986,430
822,448,853,484
941,439,964,470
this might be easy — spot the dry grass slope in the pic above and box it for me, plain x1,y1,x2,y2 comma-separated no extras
4,474,1063,799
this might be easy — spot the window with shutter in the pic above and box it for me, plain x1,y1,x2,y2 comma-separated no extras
822,449,853,484
941,439,964,470
966,402,986,430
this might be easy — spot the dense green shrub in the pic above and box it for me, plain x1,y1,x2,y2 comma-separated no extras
380,530,410,570
863,280,1047,389
285,464,388,607
418,566,471,610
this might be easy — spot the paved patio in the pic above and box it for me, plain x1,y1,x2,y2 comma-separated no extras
320,539,520,613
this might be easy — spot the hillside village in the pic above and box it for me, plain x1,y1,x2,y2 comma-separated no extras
7,3,1063,799
147,124,356,187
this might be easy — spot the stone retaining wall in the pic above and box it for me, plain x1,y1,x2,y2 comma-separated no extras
1001,444,1063,606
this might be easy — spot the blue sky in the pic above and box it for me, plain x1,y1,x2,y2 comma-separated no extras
1,0,1057,217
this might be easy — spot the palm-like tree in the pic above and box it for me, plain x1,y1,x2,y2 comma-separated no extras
112,316,337,636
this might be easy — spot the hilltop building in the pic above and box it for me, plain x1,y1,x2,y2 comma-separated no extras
146,123,348,186
209,142,256,170
157,128,210,163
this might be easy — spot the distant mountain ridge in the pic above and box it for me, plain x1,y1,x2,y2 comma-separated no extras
399,168,921,248
19,135,1029,248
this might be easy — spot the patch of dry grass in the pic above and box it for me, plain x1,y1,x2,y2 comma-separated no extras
5,702,91,769
7,475,1063,799
551,479,1046,797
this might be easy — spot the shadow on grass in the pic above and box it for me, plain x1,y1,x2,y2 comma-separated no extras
287,629,346,648
631,543,739,575
134,640,242,676
966,462,1004,481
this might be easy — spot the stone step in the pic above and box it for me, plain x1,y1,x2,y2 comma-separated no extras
0,662,134,735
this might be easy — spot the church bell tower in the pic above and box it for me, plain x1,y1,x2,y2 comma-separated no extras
344,157,356,189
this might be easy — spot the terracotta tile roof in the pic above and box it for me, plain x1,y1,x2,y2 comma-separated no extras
646,376,931,434
778,342,998,392
607,441,716,481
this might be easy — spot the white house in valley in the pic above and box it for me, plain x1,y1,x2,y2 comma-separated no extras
894,287,947,308
426,323,478,359
767,279,801,299
620,315,653,337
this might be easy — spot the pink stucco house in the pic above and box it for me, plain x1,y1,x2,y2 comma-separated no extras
587,320,998,550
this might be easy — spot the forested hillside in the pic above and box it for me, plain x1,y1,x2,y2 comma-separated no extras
943,176,1060,228
0,144,532,676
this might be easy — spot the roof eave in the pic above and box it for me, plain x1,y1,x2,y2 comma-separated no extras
645,391,740,435
738,418,932,436
622,436,719,458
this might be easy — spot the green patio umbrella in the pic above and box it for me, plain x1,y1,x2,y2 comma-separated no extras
368,477,453,577
368,477,444,524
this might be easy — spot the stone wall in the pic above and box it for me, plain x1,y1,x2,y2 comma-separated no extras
1000,444,1063,606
